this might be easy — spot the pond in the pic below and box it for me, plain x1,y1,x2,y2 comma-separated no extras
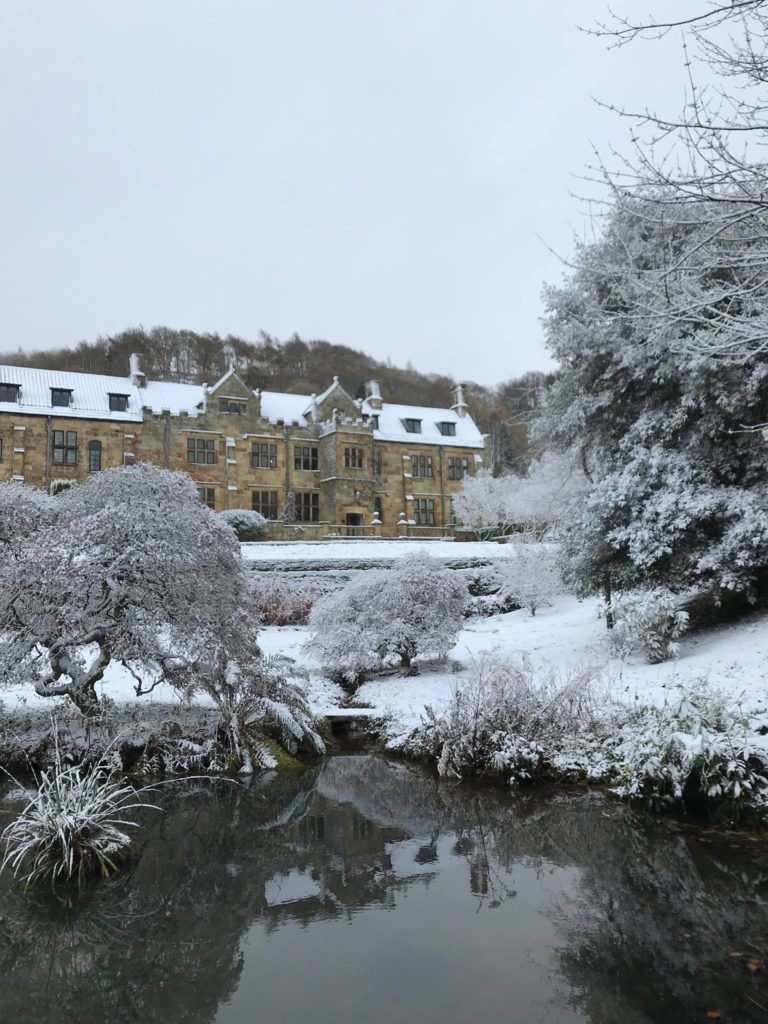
1,753,768,1024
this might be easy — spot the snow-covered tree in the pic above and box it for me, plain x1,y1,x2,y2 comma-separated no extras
537,194,768,600
0,481,55,543
453,469,507,540
307,554,467,685
0,465,322,768
0,465,245,716
454,453,587,540
589,4,768,370
497,542,562,616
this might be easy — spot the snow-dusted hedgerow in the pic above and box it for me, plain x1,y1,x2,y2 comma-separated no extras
609,685,768,816
251,576,321,626
404,661,768,819
218,508,268,540
606,589,689,663
307,553,468,685
405,655,606,784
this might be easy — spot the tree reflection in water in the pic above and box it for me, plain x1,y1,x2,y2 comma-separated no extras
0,755,767,1024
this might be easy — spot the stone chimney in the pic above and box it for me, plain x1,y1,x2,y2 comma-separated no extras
309,393,319,422
365,380,383,411
129,352,146,388
451,382,468,417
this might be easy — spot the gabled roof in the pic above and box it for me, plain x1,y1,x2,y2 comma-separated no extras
361,399,485,449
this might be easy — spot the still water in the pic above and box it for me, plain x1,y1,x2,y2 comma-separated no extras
1,753,768,1024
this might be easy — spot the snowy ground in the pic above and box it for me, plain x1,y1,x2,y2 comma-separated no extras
5,579,768,746
241,539,518,562
259,595,768,744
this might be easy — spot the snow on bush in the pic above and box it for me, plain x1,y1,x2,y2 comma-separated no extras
0,481,55,543
218,508,268,540
496,541,562,616
454,453,589,540
1,758,157,888
606,589,689,663
251,576,320,626
610,684,768,817
405,655,605,784
307,553,468,685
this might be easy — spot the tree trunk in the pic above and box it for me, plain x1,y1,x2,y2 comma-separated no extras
69,683,101,718
603,571,614,630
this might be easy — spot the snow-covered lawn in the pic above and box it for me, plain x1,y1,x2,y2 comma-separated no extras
5,588,768,749
261,594,768,744
241,539,518,562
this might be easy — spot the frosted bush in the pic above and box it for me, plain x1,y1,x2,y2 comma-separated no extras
496,540,562,616
218,508,268,540
1,760,157,889
307,554,467,685
610,683,768,817
406,655,604,784
251,577,320,626
607,589,689,663
0,481,55,543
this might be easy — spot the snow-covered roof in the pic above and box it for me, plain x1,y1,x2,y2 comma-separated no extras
361,400,485,449
259,390,311,426
0,364,206,422
0,363,485,447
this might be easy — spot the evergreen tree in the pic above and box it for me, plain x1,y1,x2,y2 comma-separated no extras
492,422,524,476
536,191,768,600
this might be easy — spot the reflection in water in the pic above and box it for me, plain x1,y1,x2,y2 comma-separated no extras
1,755,768,1023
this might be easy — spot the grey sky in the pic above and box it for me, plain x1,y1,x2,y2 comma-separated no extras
1,1,696,385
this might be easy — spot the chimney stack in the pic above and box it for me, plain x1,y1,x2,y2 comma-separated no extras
451,382,468,417
129,352,146,388
365,380,383,411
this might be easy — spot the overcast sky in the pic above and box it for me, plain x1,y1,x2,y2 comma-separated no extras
1,1,698,385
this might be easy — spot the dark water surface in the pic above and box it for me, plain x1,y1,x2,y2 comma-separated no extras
2,754,768,1024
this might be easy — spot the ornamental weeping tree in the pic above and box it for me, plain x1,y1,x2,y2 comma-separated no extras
0,466,246,716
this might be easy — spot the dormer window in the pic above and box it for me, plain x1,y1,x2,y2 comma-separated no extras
370,414,379,430
51,388,72,408
437,421,456,437
0,383,20,403
219,400,247,415
109,393,129,412
403,418,422,434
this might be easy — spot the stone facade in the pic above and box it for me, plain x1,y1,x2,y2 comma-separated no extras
0,361,486,538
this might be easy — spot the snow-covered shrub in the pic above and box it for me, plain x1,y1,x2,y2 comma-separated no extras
218,508,268,541
307,554,468,685
406,655,604,784
251,577,320,626
0,481,56,543
190,652,325,773
610,683,768,817
1,761,157,888
607,589,689,663
496,541,562,616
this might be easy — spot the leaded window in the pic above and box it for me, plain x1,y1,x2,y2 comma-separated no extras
188,438,217,464
53,430,77,465
251,442,278,469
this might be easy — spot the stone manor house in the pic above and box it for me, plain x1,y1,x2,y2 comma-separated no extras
0,354,486,538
